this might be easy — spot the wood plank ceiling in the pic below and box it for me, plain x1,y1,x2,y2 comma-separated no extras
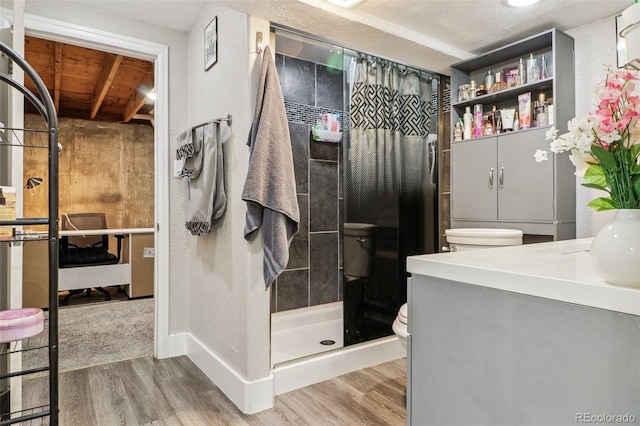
24,36,154,126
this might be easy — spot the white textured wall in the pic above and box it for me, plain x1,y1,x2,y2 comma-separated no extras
185,5,269,381
22,1,191,333
567,17,618,238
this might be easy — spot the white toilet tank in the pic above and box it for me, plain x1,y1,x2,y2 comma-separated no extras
445,228,523,251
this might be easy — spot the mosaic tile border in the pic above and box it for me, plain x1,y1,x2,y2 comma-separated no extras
285,101,348,129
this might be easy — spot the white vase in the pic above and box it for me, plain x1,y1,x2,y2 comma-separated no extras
590,209,640,288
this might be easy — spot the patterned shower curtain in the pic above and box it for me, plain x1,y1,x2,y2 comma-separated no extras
347,57,434,225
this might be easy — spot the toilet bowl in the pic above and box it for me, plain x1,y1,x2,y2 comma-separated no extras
391,302,408,349
392,228,523,350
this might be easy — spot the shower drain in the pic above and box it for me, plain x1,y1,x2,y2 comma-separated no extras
320,339,336,346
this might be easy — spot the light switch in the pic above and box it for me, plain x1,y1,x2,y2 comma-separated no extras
143,247,155,258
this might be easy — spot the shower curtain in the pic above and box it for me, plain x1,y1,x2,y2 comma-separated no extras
347,57,434,226
346,55,436,307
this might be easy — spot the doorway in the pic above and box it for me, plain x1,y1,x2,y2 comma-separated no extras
15,14,171,362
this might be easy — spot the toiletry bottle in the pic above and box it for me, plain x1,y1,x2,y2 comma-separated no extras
332,113,341,131
489,71,507,93
463,106,473,140
526,54,539,84
518,58,526,86
473,104,483,138
540,55,549,79
483,117,493,137
493,108,502,134
489,106,498,135
513,111,520,131
536,93,549,127
485,70,494,90
476,84,487,97
469,80,477,99
454,121,463,141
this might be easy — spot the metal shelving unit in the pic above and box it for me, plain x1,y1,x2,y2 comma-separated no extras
0,41,59,426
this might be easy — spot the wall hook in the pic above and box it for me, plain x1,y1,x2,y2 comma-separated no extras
256,31,264,54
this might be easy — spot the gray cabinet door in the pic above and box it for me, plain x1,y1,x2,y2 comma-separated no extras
497,129,554,221
451,138,497,220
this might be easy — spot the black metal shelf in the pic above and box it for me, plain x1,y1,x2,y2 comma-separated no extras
0,40,59,426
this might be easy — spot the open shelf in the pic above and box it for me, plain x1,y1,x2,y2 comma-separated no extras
1,40,60,425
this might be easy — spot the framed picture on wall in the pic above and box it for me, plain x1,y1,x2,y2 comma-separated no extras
205,16,218,71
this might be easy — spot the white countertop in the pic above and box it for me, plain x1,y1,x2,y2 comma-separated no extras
406,238,640,316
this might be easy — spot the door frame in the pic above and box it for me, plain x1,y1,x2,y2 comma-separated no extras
21,13,171,358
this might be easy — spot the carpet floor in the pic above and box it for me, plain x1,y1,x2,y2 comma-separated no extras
23,297,154,374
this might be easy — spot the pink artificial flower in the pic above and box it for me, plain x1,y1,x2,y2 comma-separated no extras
599,140,610,150
599,117,615,133
615,69,636,81
600,88,621,103
617,117,630,130
596,104,613,118
628,96,640,106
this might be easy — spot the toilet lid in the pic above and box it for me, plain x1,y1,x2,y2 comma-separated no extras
445,228,523,246
398,303,408,324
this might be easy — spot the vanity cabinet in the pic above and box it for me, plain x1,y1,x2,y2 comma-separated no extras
450,28,576,240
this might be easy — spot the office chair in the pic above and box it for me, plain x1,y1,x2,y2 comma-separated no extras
59,213,124,305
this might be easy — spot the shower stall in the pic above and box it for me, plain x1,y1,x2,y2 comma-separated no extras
270,28,441,364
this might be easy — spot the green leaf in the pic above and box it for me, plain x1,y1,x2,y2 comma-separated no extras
590,145,617,170
632,174,640,204
630,143,640,161
581,182,608,191
587,197,619,211
583,164,608,188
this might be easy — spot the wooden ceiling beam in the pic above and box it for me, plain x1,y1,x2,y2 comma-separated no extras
90,53,123,119
123,74,153,123
54,42,62,112
132,114,154,121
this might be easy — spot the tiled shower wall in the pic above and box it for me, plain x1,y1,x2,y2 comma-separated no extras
271,53,345,313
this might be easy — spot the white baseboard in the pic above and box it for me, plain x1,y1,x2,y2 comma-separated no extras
185,333,274,414
163,332,188,358
162,332,404,414
272,336,406,395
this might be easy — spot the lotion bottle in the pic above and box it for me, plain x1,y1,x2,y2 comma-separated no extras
473,104,484,138
463,106,473,140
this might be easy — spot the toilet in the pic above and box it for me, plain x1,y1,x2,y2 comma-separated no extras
343,223,377,279
392,228,523,349
343,223,377,344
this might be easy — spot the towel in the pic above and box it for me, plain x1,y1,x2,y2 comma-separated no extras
177,121,230,236
242,45,300,288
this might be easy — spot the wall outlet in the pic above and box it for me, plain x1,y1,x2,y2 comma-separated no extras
143,247,155,258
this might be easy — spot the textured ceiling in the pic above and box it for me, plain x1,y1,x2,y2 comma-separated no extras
54,0,631,74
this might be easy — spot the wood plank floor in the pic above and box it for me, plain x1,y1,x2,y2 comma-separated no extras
22,355,407,425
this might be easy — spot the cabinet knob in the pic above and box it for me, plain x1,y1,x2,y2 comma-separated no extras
489,168,494,187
